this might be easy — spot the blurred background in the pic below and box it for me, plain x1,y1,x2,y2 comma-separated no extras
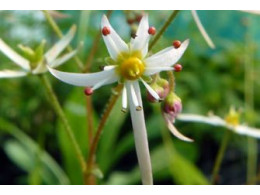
0,10,260,185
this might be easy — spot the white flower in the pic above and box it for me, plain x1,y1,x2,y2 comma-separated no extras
48,15,189,185
177,112,260,138
0,25,77,78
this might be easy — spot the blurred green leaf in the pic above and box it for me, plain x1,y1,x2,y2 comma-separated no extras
0,117,70,185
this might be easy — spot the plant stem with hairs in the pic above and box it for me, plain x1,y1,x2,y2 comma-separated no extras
85,84,123,184
211,130,232,184
39,74,86,173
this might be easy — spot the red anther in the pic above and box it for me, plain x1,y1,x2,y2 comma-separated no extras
136,14,143,22
102,26,110,36
84,87,93,96
127,18,135,25
174,64,182,72
173,40,182,49
148,26,156,35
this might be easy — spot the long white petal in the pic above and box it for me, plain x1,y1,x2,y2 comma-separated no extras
140,78,160,101
177,113,226,127
92,77,115,90
130,14,150,58
145,39,189,67
0,39,30,71
122,85,127,111
234,125,260,138
0,70,27,78
101,15,129,61
144,66,173,76
127,81,153,185
191,10,215,49
164,114,193,142
48,66,117,87
45,25,76,64
50,50,77,68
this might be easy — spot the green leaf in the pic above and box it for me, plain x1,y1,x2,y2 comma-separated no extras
0,117,70,185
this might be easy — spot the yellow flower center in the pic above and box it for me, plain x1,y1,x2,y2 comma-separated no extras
118,57,145,80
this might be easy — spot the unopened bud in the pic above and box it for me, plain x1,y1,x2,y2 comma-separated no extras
162,92,182,121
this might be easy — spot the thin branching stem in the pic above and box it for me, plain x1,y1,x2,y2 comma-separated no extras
39,74,86,173
42,10,84,71
85,84,123,184
149,10,180,51
211,130,232,184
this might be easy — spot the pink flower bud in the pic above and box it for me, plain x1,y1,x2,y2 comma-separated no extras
162,92,182,121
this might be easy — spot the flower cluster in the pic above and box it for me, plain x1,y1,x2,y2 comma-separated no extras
0,25,77,78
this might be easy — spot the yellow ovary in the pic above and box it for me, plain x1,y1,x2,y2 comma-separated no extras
118,57,145,80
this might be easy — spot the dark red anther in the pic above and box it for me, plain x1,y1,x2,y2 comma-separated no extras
136,14,143,22
127,18,135,25
102,26,110,36
173,40,181,49
174,64,182,72
148,26,156,35
84,87,93,96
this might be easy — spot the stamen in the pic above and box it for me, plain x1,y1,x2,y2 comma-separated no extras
148,26,156,35
102,26,110,36
130,83,142,111
174,64,182,72
84,87,93,96
122,86,127,112
173,40,181,49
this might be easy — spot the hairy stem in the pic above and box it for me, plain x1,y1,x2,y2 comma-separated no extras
42,10,84,70
149,10,180,51
85,84,123,184
39,74,86,173
211,130,232,184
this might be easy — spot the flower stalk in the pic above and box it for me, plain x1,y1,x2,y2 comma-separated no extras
149,10,180,51
39,74,86,173
211,130,232,184
85,84,123,184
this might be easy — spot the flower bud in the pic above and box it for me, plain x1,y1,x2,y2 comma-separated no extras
162,92,182,121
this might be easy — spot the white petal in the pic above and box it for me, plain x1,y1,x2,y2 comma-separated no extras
140,78,160,101
48,66,117,87
145,39,189,67
32,61,47,74
101,15,129,61
50,50,77,68
122,85,127,111
103,65,116,71
92,76,115,90
232,125,260,138
191,11,215,49
177,113,226,127
127,81,153,185
144,66,173,76
130,14,150,58
45,25,76,64
0,70,27,78
164,114,193,142
0,39,30,71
